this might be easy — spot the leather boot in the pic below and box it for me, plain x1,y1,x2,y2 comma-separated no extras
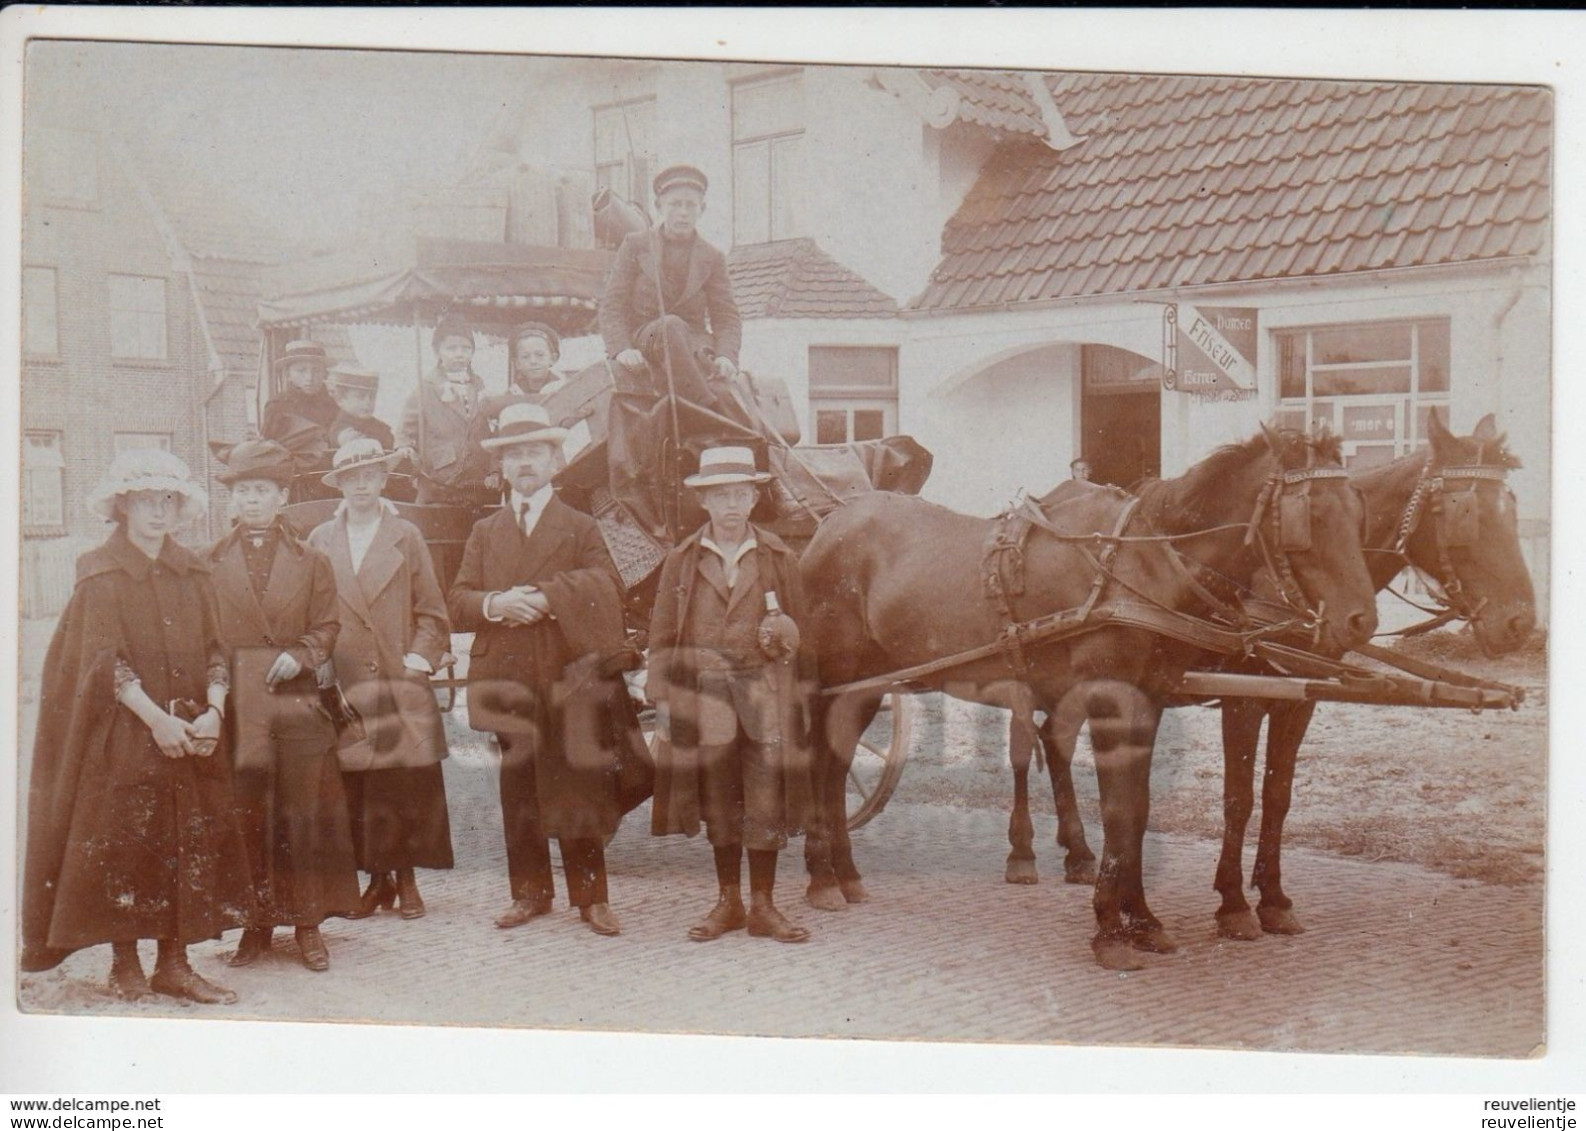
688,889,748,942
108,942,154,1001
747,893,810,943
295,925,330,972
226,927,273,967
150,950,238,1005
396,868,425,920
579,902,622,937
345,872,396,920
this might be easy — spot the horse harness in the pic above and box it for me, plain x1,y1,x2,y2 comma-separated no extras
1389,458,1512,628
977,466,1348,683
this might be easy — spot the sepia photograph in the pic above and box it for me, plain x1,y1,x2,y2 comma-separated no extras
3,8,1575,1096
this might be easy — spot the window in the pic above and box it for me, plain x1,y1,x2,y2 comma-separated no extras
108,274,167,361
23,266,59,356
1275,319,1451,469
809,346,897,444
31,127,99,206
593,99,656,207
732,72,804,245
23,431,65,529
113,432,173,455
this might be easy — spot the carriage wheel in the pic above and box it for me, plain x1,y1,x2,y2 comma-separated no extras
845,693,915,831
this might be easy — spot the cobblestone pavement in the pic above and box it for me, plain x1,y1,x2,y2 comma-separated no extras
19,752,1542,1057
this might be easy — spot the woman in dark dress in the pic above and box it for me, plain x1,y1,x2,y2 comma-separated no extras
308,439,455,919
21,450,254,1003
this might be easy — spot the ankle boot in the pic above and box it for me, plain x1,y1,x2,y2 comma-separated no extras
396,868,425,919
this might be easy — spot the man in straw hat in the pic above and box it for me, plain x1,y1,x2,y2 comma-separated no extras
22,449,255,1003
308,439,454,922
647,445,816,943
205,440,360,972
598,164,743,412
448,402,642,937
397,314,496,505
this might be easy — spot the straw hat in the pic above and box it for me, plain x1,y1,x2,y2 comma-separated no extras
326,362,380,392
272,339,329,374
481,402,569,450
87,448,208,523
322,437,407,487
683,445,772,489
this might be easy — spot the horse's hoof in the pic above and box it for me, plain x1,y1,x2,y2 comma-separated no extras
1005,858,1039,885
806,884,849,913
838,878,870,904
1258,905,1306,935
1092,936,1146,972
1216,909,1263,942
1064,859,1097,886
1128,923,1178,954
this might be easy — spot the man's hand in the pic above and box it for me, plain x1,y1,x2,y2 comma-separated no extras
713,356,738,380
151,712,197,759
616,349,646,371
266,651,303,687
491,587,547,626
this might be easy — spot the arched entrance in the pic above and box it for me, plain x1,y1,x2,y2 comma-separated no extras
1080,344,1161,489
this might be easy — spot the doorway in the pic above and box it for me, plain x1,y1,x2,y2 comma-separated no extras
1080,345,1161,490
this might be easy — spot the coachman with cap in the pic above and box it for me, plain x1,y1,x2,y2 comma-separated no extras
22,449,256,1004
447,403,646,937
598,164,744,412
205,439,361,973
648,445,817,943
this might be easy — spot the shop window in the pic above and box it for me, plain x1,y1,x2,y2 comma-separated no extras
732,72,804,246
23,431,65,529
809,345,897,444
108,274,168,361
23,266,59,357
593,99,656,208
1275,319,1451,469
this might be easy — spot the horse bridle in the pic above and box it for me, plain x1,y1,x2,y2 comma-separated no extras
1390,458,1512,624
1241,465,1354,630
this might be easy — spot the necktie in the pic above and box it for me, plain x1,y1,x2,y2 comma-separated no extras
519,502,533,537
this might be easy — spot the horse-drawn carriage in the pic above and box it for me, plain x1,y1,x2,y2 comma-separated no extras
254,231,1536,970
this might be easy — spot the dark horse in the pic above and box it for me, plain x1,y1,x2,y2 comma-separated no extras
799,427,1379,970
1005,412,1536,942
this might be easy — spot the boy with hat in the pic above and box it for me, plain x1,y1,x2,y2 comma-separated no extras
309,439,454,922
598,164,744,412
22,449,255,1004
481,321,568,423
448,402,641,937
647,445,816,943
325,363,396,451
205,440,360,972
262,340,339,484
397,315,496,505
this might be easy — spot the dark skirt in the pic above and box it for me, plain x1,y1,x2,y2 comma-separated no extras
342,765,454,872
233,735,361,926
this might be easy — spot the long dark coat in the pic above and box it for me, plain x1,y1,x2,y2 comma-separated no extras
21,529,255,970
207,524,360,924
448,499,645,840
308,509,451,771
646,524,816,840
598,229,743,364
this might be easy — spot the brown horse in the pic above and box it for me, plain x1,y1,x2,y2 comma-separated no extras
799,427,1379,970
1011,413,1537,939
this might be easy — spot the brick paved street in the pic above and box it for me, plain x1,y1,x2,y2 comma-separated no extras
19,743,1543,1057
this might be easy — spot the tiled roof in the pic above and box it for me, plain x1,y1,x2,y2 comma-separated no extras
728,238,898,320
912,73,1552,312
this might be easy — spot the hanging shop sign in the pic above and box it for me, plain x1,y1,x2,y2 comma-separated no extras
1162,304,1259,400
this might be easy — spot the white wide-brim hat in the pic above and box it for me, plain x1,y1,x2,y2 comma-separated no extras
87,448,208,523
481,401,569,450
322,437,407,487
684,445,772,488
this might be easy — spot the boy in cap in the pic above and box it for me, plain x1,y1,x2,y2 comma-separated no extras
262,340,339,494
448,403,639,937
325,363,396,452
598,164,743,412
397,315,495,505
205,440,360,972
481,321,568,423
647,445,816,943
